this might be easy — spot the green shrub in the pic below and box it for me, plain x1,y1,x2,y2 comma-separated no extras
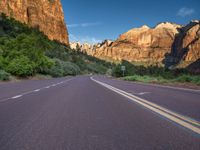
47,59,80,77
0,56,4,69
6,56,34,77
191,76,200,85
0,70,10,81
62,62,80,76
174,75,193,83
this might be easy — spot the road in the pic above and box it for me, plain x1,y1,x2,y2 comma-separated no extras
0,76,199,150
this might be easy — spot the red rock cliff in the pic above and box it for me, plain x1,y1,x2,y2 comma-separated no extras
0,0,69,45
76,21,200,70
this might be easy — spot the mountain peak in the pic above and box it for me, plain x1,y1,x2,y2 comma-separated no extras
155,22,182,29
141,25,150,29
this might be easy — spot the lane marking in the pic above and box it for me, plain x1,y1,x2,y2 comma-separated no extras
11,95,23,99
91,77,200,135
0,78,74,103
137,92,151,95
129,92,151,95
34,89,41,92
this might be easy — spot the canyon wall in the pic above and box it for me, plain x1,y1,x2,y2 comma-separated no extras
71,21,200,70
0,0,69,45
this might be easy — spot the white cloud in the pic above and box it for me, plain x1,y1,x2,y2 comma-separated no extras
177,7,195,17
69,34,102,44
68,22,102,28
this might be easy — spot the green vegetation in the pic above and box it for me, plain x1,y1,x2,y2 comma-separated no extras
0,70,10,81
113,60,200,86
123,75,200,85
0,13,111,80
1,13,199,86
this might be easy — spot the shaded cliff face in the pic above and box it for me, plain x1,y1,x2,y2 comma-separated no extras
0,0,69,45
73,21,200,71
169,21,200,65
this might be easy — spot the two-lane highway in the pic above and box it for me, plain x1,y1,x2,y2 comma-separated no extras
0,76,199,150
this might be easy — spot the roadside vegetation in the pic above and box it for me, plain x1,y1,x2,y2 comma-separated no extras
1,13,199,87
112,60,200,86
0,13,112,81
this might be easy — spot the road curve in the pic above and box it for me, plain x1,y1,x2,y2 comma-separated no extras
0,76,199,150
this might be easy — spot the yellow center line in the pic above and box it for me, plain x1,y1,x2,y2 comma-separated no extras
91,77,200,135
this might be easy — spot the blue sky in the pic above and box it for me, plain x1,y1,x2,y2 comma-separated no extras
61,0,200,44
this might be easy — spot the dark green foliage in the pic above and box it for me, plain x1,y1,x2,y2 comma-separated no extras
47,59,80,77
116,60,200,85
0,70,10,81
0,13,111,78
112,60,189,78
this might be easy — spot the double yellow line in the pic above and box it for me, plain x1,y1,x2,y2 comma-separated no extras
91,77,200,135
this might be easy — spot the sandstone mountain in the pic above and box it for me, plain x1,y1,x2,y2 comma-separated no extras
0,0,69,45
71,21,200,70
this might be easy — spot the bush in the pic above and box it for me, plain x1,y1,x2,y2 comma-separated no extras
174,75,193,82
62,62,80,76
6,56,34,77
0,70,10,81
191,76,200,85
0,56,4,69
47,59,80,77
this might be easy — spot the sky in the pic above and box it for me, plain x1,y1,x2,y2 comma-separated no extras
61,0,200,44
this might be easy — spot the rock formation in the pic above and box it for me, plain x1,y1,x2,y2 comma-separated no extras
0,0,69,45
166,20,200,67
93,22,183,63
71,21,200,70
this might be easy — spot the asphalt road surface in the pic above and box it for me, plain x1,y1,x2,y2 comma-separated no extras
0,76,200,150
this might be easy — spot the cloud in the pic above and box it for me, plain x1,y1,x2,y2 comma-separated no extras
68,22,102,28
177,7,195,17
69,34,102,44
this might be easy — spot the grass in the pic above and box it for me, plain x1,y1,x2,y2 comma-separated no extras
123,74,200,86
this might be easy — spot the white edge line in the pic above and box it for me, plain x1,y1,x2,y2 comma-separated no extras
11,95,23,99
34,89,41,92
91,77,200,135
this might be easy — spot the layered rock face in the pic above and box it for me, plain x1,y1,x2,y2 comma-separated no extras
70,40,113,55
0,0,69,45
72,21,200,70
93,22,182,63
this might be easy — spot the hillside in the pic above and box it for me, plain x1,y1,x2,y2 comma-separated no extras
0,14,111,80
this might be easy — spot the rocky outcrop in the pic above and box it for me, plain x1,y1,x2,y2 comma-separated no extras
70,40,113,55
167,20,200,67
73,21,200,70
0,0,69,45
70,42,94,54
91,22,183,63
